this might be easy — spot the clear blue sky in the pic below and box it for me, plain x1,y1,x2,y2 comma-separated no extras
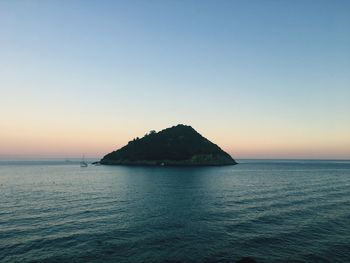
1,0,349,159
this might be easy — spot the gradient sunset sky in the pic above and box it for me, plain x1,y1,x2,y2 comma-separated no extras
1,1,349,159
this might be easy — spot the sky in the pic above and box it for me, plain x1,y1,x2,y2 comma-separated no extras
0,0,349,160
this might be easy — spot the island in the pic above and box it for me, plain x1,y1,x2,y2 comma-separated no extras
100,124,237,166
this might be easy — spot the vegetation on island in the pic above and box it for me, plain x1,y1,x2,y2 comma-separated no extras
100,124,236,166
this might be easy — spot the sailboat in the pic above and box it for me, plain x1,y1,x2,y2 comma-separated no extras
80,155,88,167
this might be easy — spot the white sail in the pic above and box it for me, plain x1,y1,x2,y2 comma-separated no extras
80,154,88,167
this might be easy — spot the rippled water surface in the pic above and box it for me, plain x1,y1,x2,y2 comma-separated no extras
1,160,349,263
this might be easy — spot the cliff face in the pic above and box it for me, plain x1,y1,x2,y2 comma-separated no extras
100,124,237,166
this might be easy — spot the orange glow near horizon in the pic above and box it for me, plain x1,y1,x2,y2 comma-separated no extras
1,120,349,160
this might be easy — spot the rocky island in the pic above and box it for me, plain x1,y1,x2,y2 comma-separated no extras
100,124,237,166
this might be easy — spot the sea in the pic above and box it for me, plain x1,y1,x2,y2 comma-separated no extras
0,160,349,263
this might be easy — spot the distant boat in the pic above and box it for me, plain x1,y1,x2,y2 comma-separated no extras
80,155,88,167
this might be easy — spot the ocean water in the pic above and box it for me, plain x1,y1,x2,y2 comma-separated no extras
0,160,349,263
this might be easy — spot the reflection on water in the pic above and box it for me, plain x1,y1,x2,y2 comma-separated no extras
0,160,350,263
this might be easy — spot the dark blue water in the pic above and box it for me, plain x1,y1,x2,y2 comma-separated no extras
0,160,349,263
